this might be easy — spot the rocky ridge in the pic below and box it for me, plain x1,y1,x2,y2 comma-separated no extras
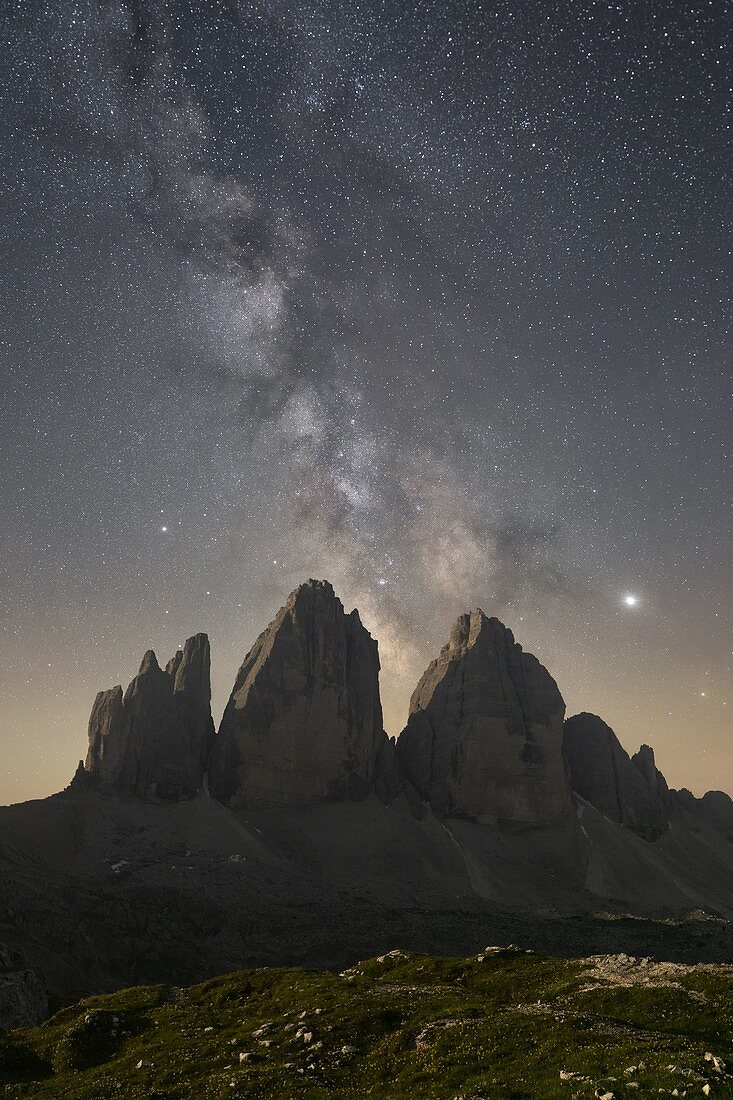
82,633,214,800
563,712,670,840
74,582,728,840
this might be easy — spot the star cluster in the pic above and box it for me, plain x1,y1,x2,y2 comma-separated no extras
0,0,730,802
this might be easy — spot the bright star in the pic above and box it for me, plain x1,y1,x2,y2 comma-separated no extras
623,594,639,607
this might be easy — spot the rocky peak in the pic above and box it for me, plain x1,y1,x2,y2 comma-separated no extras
208,580,394,809
165,649,183,679
170,633,211,699
563,713,669,841
695,790,733,841
137,650,161,675
447,609,511,653
83,634,214,801
632,743,672,810
396,610,570,823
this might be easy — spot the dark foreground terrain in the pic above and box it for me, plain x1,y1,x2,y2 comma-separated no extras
2,948,732,1099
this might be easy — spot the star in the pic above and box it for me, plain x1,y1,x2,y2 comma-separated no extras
1,0,729,804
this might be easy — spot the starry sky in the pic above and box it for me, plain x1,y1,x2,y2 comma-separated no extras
1,0,730,805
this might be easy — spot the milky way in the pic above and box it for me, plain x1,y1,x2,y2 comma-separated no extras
1,0,730,802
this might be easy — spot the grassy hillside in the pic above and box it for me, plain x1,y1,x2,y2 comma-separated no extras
2,948,732,1098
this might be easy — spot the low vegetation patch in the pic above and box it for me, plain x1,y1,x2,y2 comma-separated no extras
1,949,732,1098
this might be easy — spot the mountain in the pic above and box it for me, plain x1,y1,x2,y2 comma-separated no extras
208,579,397,808
1,579,732,1030
5,949,733,1099
81,634,214,801
397,610,569,823
563,712,669,840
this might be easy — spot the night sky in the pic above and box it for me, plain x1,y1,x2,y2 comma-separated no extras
1,0,730,804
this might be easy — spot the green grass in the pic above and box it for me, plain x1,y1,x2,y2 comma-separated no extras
1,949,732,1098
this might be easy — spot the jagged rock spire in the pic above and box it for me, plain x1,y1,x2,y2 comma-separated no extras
83,633,214,800
631,743,672,811
209,580,396,809
396,609,570,823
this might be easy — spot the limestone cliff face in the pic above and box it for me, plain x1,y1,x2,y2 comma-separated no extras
563,713,669,840
208,580,392,809
84,634,214,800
396,611,570,823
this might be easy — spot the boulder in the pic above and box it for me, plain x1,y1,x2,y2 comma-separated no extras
83,634,214,800
0,946,47,1030
563,713,668,840
396,610,570,822
208,580,391,809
